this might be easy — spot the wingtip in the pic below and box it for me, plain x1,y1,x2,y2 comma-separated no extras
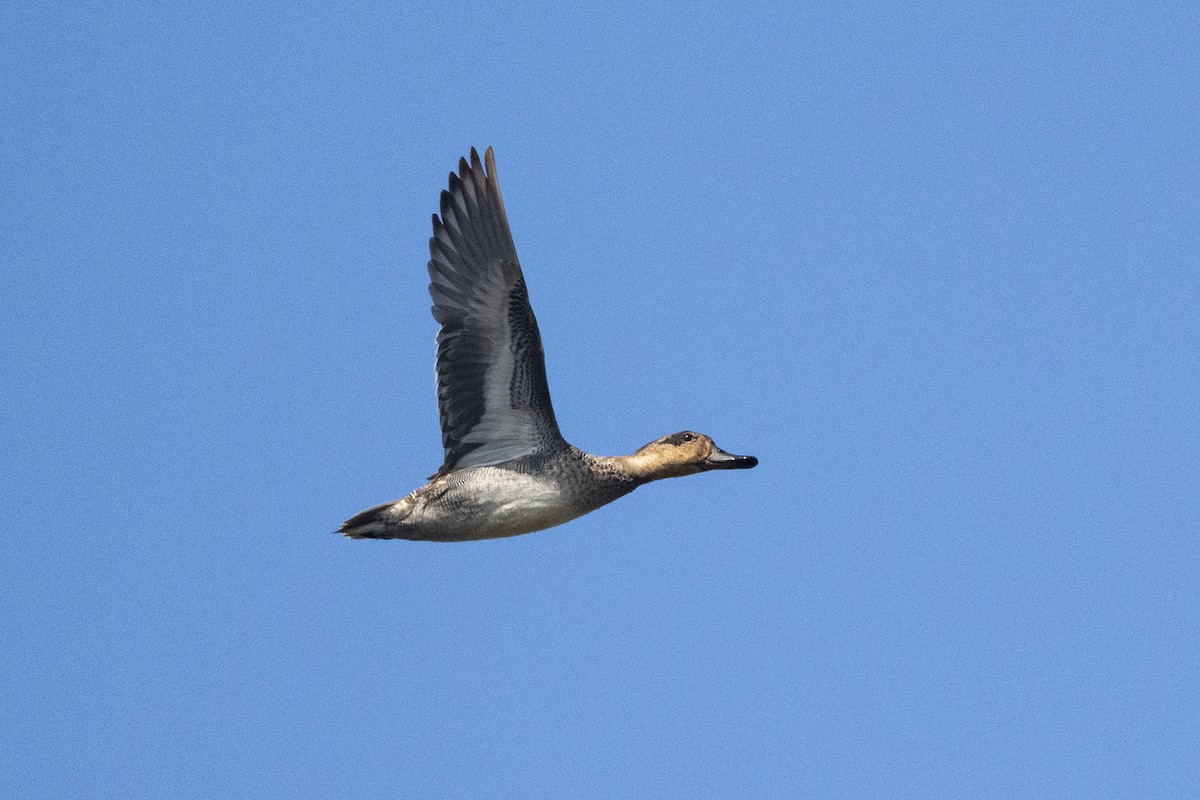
453,146,496,181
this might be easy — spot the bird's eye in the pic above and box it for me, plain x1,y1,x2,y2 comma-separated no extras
681,433,694,443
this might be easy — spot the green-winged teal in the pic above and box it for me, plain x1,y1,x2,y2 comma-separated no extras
340,148,756,541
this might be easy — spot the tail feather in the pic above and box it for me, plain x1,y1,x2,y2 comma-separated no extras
338,500,406,539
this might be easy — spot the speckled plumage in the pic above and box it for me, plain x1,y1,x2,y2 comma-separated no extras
342,447,639,541
340,147,756,542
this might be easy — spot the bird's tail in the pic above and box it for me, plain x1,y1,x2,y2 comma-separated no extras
338,499,409,539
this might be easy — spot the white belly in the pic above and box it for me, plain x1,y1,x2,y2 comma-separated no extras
422,470,591,539
483,475,583,535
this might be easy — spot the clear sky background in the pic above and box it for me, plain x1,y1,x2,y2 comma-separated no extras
3,2,1198,798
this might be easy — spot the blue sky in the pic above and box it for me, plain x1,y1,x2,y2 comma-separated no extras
3,2,1198,797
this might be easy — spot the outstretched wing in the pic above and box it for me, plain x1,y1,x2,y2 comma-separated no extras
426,147,567,477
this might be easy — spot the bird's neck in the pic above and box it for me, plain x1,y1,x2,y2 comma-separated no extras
589,451,688,484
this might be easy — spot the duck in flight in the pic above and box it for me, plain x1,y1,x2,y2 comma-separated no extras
340,147,757,541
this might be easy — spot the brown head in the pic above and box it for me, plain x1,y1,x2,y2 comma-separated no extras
619,431,758,482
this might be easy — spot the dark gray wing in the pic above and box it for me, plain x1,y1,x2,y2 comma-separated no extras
426,147,567,477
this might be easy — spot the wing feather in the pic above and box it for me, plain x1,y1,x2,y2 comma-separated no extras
426,147,567,477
